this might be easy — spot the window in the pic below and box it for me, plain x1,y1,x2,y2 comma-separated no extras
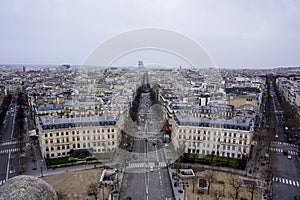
45,134,48,138
56,132,59,136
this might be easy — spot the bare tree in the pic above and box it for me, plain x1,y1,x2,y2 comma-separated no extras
87,182,100,200
247,183,257,200
213,189,223,200
229,175,243,200
205,171,215,194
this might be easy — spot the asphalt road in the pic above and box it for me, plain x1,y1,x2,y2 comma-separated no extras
269,81,300,199
0,99,16,185
120,90,174,200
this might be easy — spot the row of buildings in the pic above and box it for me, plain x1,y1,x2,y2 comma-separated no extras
1,65,265,161
276,76,300,116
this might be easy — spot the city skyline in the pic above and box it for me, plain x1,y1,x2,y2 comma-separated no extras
0,0,300,68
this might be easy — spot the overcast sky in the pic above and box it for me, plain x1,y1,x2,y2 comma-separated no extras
0,0,300,68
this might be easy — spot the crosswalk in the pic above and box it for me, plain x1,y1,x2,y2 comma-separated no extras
272,176,300,187
132,137,157,141
0,148,20,154
127,162,167,168
0,141,21,147
271,141,299,148
269,148,298,155
0,179,5,186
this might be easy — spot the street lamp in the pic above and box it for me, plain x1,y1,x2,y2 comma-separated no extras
40,159,44,177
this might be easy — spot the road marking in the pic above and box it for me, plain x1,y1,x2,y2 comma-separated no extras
0,141,21,147
274,177,300,187
269,148,298,155
6,151,11,181
0,148,20,154
271,141,299,147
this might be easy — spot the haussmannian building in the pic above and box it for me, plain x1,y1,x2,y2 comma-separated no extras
170,110,255,159
37,115,120,159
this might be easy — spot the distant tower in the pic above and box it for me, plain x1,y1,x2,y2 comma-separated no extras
138,61,144,68
23,66,26,73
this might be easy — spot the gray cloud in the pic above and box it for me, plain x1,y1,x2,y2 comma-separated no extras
0,0,299,68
